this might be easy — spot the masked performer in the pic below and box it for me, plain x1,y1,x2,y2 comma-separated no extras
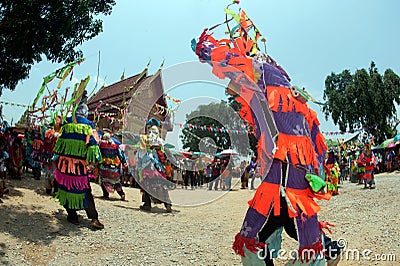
359,142,376,189
31,130,43,180
325,162,340,196
137,123,173,213
43,129,58,195
99,129,128,200
53,94,104,229
193,6,339,265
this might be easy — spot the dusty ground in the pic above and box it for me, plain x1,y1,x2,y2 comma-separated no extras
0,171,399,265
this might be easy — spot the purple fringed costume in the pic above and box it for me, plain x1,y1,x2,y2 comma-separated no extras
193,7,333,265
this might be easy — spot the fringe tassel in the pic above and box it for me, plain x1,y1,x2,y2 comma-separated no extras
305,108,320,130
33,139,43,150
100,142,119,150
44,129,56,139
267,86,309,116
102,157,121,166
102,182,116,193
55,189,86,210
54,169,90,190
236,94,255,126
274,133,318,168
297,239,324,263
100,169,120,180
248,182,280,216
100,149,119,157
86,145,102,163
232,233,266,257
318,221,335,236
285,187,331,218
54,138,87,158
57,156,87,175
315,132,327,156
60,123,93,136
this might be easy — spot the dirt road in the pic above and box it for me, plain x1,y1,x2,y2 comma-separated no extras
0,172,399,265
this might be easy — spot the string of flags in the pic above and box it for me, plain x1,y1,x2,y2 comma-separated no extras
95,100,123,112
122,112,251,134
0,101,30,108
179,123,252,135
182,127,224,150
322,130,362,136
165,94,181,103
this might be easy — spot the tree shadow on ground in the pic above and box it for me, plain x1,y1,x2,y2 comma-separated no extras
0,242,7,265
0,204,83,239
7,175,47,196
0,173,91,264
0,203,87,264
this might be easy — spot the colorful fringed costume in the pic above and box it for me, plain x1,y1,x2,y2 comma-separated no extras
43,129,58,195
356,153,366,184
54,116,101,210
359,145,376,189
99,138,127,199
8,138,23,179
193,6,335,265
136,124,173,212
325,163,340,195
31,132,43,180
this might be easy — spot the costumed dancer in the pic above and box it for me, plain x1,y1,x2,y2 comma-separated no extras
359,142,376,189
42,129,59,195
8,137,24,180
137,122,173,213
23,129,33,173
325,163,340,195
325,151,339,195
99,129,128,201
193,6,339,265
355,144,366,184
248,156,258,190
31,130,43,180
53,92,104,229
0,140,10,202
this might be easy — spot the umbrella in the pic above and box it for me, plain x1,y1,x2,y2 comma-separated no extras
377,138,395,149
180,151,192,158
169,149,183,156
217,149,239,156
394,134,400,142
388,143,396,148
164,143,175,149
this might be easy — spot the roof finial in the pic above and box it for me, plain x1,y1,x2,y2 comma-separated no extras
159,58,165,69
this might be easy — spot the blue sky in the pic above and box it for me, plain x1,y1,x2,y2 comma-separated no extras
2,0,400,144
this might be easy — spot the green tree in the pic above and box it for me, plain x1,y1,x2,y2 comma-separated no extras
323,62,400,143
0,0,115,95
180,101,252,156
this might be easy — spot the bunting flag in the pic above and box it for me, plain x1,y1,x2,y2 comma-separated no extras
165,94,181,103
182,128,225,151
0,101,30,108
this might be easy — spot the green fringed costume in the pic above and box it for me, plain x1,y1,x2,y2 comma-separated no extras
53,101,102,224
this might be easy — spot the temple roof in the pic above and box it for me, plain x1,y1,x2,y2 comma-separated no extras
87,68,149,113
